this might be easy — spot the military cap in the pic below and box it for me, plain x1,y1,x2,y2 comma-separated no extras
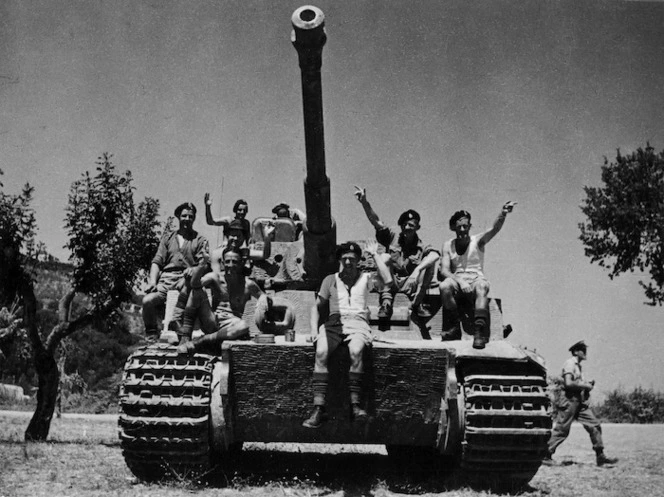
271,203,291,215
335,242,362,260
174,202,197,218
569,340,587,353
397,209,421,226
449,210,471,230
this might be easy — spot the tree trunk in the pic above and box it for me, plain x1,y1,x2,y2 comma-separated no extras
25,347,59,441
21,285,93,441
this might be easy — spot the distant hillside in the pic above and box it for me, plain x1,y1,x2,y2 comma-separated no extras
0,258,145,414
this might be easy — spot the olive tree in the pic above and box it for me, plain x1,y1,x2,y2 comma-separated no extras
579,144,664,305
0,154,161,440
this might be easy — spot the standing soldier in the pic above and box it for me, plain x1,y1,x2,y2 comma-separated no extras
545,341,619,466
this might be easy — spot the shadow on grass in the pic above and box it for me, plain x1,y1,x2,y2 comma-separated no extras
215,449,544,496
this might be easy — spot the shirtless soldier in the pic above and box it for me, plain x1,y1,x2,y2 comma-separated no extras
439,201,516,349
175,248,269,354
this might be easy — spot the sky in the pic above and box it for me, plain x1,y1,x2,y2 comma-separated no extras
1,0,663,395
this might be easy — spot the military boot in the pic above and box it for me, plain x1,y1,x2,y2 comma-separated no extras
472,308,490,349
302,406,327,428
441,307,462,341
596,451,618,466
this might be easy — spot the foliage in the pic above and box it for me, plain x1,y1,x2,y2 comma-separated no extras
595,387,664,423
0,169,37,306
64,153,161,316
579,144,664,305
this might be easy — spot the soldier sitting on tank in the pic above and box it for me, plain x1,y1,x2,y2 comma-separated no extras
439,201,516,349
204,194,251,244
210,218,274,275
302,241,392,429
272,202,305,239
354,186,439,320
142,202,209,341
174,247,272,354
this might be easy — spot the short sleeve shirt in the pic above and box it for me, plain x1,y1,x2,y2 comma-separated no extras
151,230,209,273
318,272,382,318
376,226,438,277
561,356,584,400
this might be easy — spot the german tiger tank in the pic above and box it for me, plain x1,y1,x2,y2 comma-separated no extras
118,5,551,487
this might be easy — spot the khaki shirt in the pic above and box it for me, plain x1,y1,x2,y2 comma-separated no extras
562,356,587,402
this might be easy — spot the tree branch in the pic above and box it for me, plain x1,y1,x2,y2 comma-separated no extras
45,312,95,355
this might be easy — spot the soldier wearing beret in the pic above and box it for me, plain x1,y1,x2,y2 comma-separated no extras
302,241,392,428
354,186,440,321
142,202,209,340
439,201,516,348
544,341,618,466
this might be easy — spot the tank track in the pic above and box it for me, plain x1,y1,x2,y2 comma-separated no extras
118,344,217,481
459,369,551,479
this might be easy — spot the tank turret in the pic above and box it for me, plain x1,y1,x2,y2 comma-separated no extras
291,5,337,286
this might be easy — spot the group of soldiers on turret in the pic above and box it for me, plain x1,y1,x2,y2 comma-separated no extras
140,188,517,355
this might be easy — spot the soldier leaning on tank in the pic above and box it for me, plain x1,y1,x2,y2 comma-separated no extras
439,201,516,349
142,202,209,340
272,202,305,239
204,194,251,244
354,186,440,321
544,341,619,467
174,248,272,354
302,241,392,429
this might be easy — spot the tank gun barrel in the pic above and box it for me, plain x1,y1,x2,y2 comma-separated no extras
291,6,336,284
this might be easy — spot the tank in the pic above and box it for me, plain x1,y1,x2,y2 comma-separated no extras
118,5,551,487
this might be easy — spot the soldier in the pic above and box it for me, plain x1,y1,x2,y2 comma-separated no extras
204,194,251,244
544,341,619,467
175,248,270,354
302,241,392,429
271,202,305,239
142,202,209,340
354,186,439,320
439,201,516,349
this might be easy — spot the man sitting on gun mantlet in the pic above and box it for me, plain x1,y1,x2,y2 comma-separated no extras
354,186,439,321
439,201,516,349
302,241,392,429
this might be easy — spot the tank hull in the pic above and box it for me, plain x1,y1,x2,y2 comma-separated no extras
119,337,550,482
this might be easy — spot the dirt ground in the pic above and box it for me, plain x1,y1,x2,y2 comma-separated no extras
0,411,662,497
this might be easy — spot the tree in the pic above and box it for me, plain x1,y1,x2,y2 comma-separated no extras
579,144,664,306
0,154,161,440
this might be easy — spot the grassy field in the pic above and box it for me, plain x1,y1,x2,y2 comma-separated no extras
1,411,663,497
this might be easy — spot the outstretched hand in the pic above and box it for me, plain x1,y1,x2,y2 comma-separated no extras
354,185,367,203
502,201,517,213
204,192,212,206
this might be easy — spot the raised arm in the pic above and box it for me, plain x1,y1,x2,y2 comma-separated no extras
478,201,517,248
364,240,393,288
354,186,386,231
204,193,232,227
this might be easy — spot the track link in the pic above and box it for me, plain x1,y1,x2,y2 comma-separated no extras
460,372,552,477
118,344,217,481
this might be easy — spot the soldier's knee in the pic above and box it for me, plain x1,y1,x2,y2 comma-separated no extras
475,280,490,295
142,292,161,307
